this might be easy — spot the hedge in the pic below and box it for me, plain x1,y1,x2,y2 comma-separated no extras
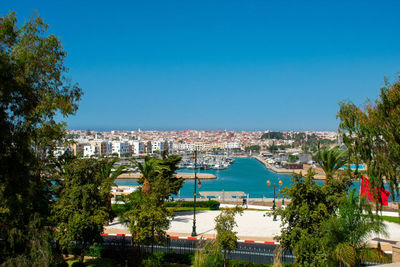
165,200,220,209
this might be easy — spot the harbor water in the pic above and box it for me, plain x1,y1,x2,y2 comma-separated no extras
115,157,372,199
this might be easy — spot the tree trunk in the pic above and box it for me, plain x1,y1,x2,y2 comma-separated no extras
151,224,154,254
224,250,227,267
80,242,86,263
142,178,151,194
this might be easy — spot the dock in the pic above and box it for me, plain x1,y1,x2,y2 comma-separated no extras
117,172,216,180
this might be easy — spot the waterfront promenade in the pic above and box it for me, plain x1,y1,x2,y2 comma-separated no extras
105,204,400,252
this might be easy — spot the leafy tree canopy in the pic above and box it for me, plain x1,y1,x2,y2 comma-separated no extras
322,189,389,267
214,206,243,267
261,131,285,140
273,169,351,266
0,11,82,265
337,76,400,201
130,153,184,200
53,158,117,262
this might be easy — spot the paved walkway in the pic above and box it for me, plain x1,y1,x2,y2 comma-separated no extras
105,205,400,252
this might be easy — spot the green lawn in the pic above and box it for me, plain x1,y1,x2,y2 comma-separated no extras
67,258,118,267
380,215,400,223
169,207,212,212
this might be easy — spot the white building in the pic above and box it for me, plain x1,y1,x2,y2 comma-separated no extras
53,146,73,157
83,144,99,157
111,141,130,156
225,142,241,149
129,140,145,155
151,140,165,153
173,142,195,152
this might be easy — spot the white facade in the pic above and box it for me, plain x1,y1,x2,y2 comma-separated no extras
225,142,241,149
83,144,98,157
129,140,145,154
167,140,174,153
53,146,73,157
173,143,195,151
151,140,165,153
111,141,130,156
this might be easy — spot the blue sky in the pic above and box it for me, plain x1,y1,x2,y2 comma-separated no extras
4,1,400,131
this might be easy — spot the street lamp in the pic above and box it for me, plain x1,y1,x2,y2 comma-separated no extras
267,180,283,221
191,150,198,237
279,180,285,206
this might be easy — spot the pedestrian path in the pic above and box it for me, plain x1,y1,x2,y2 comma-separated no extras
104,209,400,253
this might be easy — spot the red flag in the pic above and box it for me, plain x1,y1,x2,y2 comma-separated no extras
361,175,390,206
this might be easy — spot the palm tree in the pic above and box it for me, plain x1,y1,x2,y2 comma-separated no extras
313,146,348,184
128,158,164,194
99,157,129,225
322,189,389,266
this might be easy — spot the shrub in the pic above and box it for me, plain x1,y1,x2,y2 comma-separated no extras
71,262,85,267
228,259,270,266
141,252,164,267
165,200,220,209
163,252,194,265
86,245,105,258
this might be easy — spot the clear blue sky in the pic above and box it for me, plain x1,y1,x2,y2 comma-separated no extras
4,1,400,131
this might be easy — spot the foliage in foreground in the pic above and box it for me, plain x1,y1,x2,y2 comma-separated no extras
313,146,348,184
214,206,243,266
0,11,82,266
67,258,118,267
322,189,390,266
274,168,390,266
52,157,121,262
117,154,184,253
164,200,220,209
273,169,351,266
337,76,400,205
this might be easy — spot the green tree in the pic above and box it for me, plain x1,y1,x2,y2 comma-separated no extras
245,145,261,152
98,157,128,225
273,169,351,266
313,146,348,184
129,154,184,200
53,158,114,262
125,192,173,253
154,153,184,200
261,132,285,140
287,154,299,163
337,76,400,203
322,189,389,266
119,153,183,256
0,12,82,265
214,206,243,267
129,157,164,194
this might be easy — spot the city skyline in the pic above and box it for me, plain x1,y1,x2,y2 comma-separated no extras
4,1,400,131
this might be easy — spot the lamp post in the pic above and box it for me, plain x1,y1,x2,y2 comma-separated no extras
267,180,283,221
191,150,198,237
280,180,285,206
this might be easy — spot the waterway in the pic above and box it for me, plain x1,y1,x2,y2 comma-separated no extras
115,158,366,199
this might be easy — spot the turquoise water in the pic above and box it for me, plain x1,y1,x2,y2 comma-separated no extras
339,164,365,170
115,158,366,199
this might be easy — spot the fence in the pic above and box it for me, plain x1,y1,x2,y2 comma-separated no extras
101,235,295,265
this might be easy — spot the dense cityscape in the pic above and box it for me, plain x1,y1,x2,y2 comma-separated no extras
64,129,338,157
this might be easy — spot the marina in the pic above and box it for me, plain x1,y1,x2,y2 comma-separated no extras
117,172,216,180
115,157,400,202
117,157,300,198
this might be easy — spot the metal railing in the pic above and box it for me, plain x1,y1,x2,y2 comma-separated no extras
101,236,295,264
